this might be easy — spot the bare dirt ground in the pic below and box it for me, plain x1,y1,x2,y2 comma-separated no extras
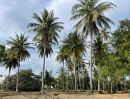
1,92,130,99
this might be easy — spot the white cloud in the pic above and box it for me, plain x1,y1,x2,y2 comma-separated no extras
46,0,76,38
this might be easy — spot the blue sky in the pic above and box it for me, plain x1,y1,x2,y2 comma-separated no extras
0,0,130,77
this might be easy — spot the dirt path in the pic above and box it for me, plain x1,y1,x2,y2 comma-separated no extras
1,93,130,99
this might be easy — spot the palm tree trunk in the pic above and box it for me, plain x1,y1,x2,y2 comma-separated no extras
78,64,81,91
116,83,118,92
0,75,2,90
111,82,113,93
82,76,85,91
98,79,100,92
16,66,19,92
103,81,105,91
41,47,46,93
124,78,127,92
120,83,123,91
82,72,85,91
90,33,93,92
6,68,11,90
71,71,73,90
62,61,65,91
98,67,100,92
74,59,77,92
74,67,77,92
79,73,81,90
66,68,69,91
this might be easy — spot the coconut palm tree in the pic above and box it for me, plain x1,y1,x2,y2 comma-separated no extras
65,56,74,90
6,33,31,92
93,36,107,91
76,57,86,90
71,0,116,91
28,9,63,93
56,50,67,91
58,66,64,90
61,31,86,92
3,49,19,90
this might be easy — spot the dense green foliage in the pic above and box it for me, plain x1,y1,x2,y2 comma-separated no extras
59,31,86,91
71,0,116,91
3,70,41,91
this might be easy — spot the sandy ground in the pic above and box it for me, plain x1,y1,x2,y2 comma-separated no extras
1,94,130,99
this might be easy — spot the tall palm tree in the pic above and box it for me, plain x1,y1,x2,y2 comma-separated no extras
28,9,63,93
61,31,86,92
93,36,107,91
7,33,31,92
56,50,67,91
71,0,115,91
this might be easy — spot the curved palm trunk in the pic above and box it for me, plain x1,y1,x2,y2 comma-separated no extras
90,33,93,92
16,66,19,92
41,47,46,93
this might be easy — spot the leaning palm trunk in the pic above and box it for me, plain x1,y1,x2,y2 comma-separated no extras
41,47,46,93
90,33,93,91
16,66,19,92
